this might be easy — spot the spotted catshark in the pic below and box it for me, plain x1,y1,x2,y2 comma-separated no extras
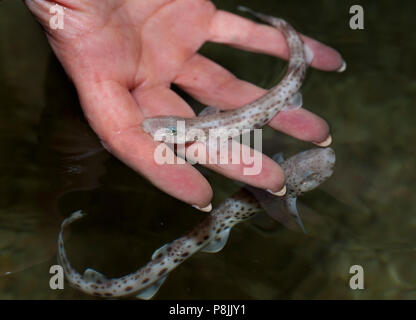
141,7,313,143
57,147,335,299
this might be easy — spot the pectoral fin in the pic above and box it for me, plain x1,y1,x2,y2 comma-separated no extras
285,197,306,233
151,243,170,260
201,228,231,253
83,268,108,283
135,275,168,300
246,185,306,233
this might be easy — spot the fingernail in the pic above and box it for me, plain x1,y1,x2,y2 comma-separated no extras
313,135,332,147
267,185,286,197
337,60,347,73
192,203,212,212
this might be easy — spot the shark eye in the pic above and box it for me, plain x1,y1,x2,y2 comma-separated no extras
167,126,177,136
301,172,320,187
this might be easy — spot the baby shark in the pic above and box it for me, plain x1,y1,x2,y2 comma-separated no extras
141,7,312,143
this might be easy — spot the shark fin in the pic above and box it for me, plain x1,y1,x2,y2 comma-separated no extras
198,106,220,116
62,209,85,228
304,44,314,65
246,185,306,233
246,152,307,232
290,91,303,108
284,197,307,234
83,268,108,283
237,6,273,24
201,228,231,253
151,243,170,260
135,275,168,300
272,152,285,165
282,91,303,111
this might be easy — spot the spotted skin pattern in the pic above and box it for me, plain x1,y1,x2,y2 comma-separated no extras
57,148,335,299
141,8,310,143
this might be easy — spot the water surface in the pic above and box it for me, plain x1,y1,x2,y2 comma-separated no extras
0,0,415,299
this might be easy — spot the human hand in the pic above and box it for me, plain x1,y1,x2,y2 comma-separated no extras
26,0,344,211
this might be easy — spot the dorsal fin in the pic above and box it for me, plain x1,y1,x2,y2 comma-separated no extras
135,275,168,300
289,91,303,109
282,91,303,111
151,243,170,260
304,44,314,65
83,268,108,283
201,228,231,253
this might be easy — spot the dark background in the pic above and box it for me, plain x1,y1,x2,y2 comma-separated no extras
0,0,415,299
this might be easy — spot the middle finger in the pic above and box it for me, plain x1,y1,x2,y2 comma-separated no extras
173,54,330,144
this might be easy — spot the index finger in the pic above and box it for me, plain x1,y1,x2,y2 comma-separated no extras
76,80,213,209
208,10,345,72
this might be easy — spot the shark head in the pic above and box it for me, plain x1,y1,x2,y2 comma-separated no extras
281,147,336,197
249,147,336,233
141,116,185,144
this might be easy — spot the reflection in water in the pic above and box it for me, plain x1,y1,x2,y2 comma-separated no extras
57,148,335,299
0,75,58,277
0,52,108,280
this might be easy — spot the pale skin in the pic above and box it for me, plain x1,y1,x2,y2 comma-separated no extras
25,0,344,211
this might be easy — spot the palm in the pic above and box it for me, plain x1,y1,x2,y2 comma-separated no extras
26,0,343,209
55,1,210,86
